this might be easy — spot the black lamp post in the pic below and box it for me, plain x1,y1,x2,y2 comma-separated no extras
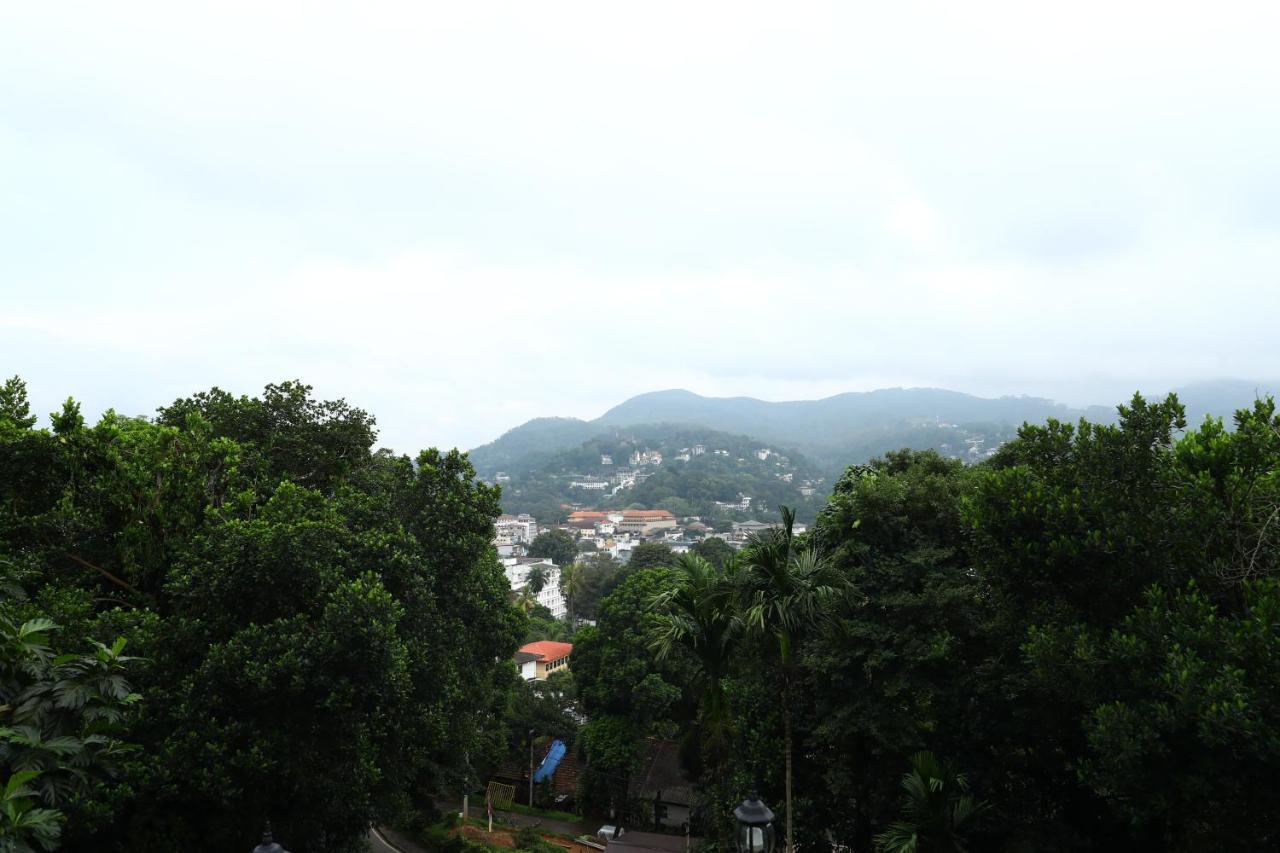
734,793,776,853
253,821,289,853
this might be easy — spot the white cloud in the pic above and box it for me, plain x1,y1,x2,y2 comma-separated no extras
2,0,1278,450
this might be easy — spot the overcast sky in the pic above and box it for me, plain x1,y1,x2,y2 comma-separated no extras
3,2,1278,453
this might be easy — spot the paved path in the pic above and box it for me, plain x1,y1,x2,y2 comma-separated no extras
368,826,428,853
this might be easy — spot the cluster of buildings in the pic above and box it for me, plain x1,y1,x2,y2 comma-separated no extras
496,507,808,577
494,513,538,547
569,466,652,495
554,441,823,502
502,507,806,564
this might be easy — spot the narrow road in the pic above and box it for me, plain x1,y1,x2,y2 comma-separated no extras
368,826,427,853
368,828,399,852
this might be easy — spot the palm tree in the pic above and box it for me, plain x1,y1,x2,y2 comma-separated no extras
738,506,846,853
648,553,741,754
511,584,538,614
526,563,550,596
874,752,989,853
560,562,587,624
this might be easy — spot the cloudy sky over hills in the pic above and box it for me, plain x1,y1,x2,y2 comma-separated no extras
3,1,1278,452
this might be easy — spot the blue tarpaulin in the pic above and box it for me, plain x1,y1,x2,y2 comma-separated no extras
532,739,566,783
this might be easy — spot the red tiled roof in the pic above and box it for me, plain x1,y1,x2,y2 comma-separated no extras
518,641,573,662
621,510,675,520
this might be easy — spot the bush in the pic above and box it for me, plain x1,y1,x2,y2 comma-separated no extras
513,825,563,853
416,824,493,853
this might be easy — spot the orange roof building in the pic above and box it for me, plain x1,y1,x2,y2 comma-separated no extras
620,510,675,520
617,509,678,536
515,641,573,681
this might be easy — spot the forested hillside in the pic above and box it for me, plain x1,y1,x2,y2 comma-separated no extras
494,424,830,523
469,382,1278,482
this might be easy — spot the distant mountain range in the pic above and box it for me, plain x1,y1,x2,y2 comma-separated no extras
468,380,1279,481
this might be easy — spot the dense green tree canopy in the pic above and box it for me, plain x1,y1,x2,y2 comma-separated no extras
0,380,522,852
690,536,734,569
626,542,676,571
577,394,1280,852
528,529,578,567
563,554,623,622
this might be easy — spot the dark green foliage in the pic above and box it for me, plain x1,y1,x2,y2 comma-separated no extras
512,824,562,853
415,822,493,853
1034,579,1280,850
523,605,571,643
528,530,577,568
803,451,982,847
0,377,37,431
0,380,522,852
626,542,676,571
573,568,693,816
156,380,378,494
0,601,139,853
690,537,734,569
874,752,988,853
578,394,1280,851
562,554,622,622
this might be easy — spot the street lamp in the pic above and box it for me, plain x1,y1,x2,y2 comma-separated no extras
252,821,289,853
734,793,775,853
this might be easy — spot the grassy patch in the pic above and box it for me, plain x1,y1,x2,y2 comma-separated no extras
495,801,585,824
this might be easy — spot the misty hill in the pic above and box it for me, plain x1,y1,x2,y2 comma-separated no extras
494,423,831,523
595,387,1114,467
469,381,1279,482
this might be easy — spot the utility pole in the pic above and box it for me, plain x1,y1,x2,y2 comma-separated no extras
462,750,470,825
529,730,536,807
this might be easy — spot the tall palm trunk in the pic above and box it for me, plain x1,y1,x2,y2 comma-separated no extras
780,632,794,853
783,698,794,853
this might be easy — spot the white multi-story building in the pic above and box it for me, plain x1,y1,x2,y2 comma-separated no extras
629,449,663,467
570,479,610,491
494,513,539,546
503,558,567,619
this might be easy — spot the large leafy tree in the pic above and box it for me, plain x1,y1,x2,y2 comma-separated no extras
627,542,676,571
0,560,140,853
804,451,984,848
527,530,577,568
0,377,37,431
155,380,377,494
573,567,692,817
690,537,734,570
564,554,623,621
0,381,521,852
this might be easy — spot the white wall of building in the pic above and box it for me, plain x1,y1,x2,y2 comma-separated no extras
503,559,567,620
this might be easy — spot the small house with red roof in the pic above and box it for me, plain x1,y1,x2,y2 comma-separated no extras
515,640,573,681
